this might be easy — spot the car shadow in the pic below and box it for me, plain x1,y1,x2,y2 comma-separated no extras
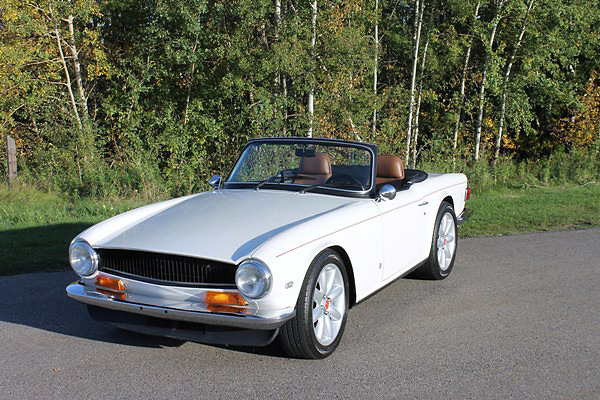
0,270,184,349
0,223,186,349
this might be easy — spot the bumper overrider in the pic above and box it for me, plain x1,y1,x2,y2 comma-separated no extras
66,280,295,346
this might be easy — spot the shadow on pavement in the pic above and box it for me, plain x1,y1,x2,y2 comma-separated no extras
0,269,186,348
0,221,187,348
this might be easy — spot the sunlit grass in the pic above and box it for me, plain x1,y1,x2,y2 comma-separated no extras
0,184,153,276
460,184,600,237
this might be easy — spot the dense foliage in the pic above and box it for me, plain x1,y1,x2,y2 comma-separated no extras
1,0,599,197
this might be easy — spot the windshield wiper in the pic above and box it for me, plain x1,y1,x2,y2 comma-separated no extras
255,172,316,191
298,182,366,194
255,173,283,190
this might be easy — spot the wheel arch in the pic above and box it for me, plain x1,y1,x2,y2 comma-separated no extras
327,245,357,308
442,194,454,208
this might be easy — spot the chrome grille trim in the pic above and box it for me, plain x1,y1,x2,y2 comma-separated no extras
96,249,236,287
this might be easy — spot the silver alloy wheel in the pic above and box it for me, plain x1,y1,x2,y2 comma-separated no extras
436,212,456,272
312,263,346,346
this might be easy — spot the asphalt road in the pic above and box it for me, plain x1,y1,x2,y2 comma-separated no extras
1,228,599,399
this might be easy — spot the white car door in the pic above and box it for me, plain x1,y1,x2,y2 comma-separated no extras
375,185,428,281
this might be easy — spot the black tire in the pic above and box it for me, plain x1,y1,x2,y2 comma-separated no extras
418,201,458,280
278,249,350,359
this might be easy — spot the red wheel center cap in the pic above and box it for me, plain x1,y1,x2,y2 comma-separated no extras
324,298,330,310
444,238,447,245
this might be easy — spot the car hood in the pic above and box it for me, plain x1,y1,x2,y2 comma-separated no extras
85,189,360,263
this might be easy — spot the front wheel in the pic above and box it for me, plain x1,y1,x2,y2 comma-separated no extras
418,201,457,280
278,250,349,359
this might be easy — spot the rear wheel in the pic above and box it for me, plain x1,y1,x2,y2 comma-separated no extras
418,201,457,280
278,250,349,359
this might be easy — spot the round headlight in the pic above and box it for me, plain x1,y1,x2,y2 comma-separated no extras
235,260,272,299
69,241,98,277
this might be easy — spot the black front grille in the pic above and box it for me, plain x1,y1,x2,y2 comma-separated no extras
97,249,236,287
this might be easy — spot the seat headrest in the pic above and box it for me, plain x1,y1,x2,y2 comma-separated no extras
377,155,405,179
301,153,331,175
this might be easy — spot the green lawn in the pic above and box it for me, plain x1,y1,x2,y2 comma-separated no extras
459,185,600,237
0,188,148,276
1,184,599,276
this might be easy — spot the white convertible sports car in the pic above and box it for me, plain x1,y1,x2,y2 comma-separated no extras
66,137,470,358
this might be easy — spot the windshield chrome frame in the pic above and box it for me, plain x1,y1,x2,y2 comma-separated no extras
224,137,378,199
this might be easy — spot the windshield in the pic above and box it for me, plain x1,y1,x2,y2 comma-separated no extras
227,140,373,193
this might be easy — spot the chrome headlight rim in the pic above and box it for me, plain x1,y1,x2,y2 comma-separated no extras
68,240,99,277
235,259,272,300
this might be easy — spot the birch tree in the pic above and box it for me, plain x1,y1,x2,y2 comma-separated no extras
66,15,90,126
492,0,535,165
307,0,317,138
372,0,379,136
48,4,82,130
474,0,505,161
452,0,481,154
405,0,425,166
412,8,433,168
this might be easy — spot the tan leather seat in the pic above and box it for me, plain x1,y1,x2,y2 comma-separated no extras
295,153,332,184
376,155,405,185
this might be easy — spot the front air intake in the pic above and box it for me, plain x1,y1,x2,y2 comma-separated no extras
96,249,236,287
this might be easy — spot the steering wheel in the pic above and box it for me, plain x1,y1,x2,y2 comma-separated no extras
326,174,365,189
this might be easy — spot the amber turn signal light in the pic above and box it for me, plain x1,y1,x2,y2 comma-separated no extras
205,292,248,306
95,276,126,301
95,276,125,292
205,292,247,314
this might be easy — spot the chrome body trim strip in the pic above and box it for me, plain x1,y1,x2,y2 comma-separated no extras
66,282,294,330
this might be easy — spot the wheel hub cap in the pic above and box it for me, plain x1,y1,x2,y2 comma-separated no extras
312,264,345,346
436,212,456,272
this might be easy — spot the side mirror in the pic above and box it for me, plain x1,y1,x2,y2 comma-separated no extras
377,184,396,201
209,175,222,190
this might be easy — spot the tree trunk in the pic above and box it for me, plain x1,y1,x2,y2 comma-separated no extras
282,76,288,135
274,0,282,36
50,6,82,130
453,0,481,156
66,15,89,125
474,0,505,161
184,38,199,126
307,0,317,138
274,0,285,134
493,0,535,165
372,0,379,137
412,9,433,168
405,0,425,166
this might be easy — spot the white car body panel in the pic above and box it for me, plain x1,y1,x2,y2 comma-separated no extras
78,190,359,264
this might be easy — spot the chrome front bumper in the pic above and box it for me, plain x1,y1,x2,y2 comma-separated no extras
66,282,294,330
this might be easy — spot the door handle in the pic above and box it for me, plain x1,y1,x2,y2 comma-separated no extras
418,201,428,206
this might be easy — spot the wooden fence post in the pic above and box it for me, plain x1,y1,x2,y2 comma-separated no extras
6,135,17,188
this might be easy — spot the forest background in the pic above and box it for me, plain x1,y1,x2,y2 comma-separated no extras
1,0,599,197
